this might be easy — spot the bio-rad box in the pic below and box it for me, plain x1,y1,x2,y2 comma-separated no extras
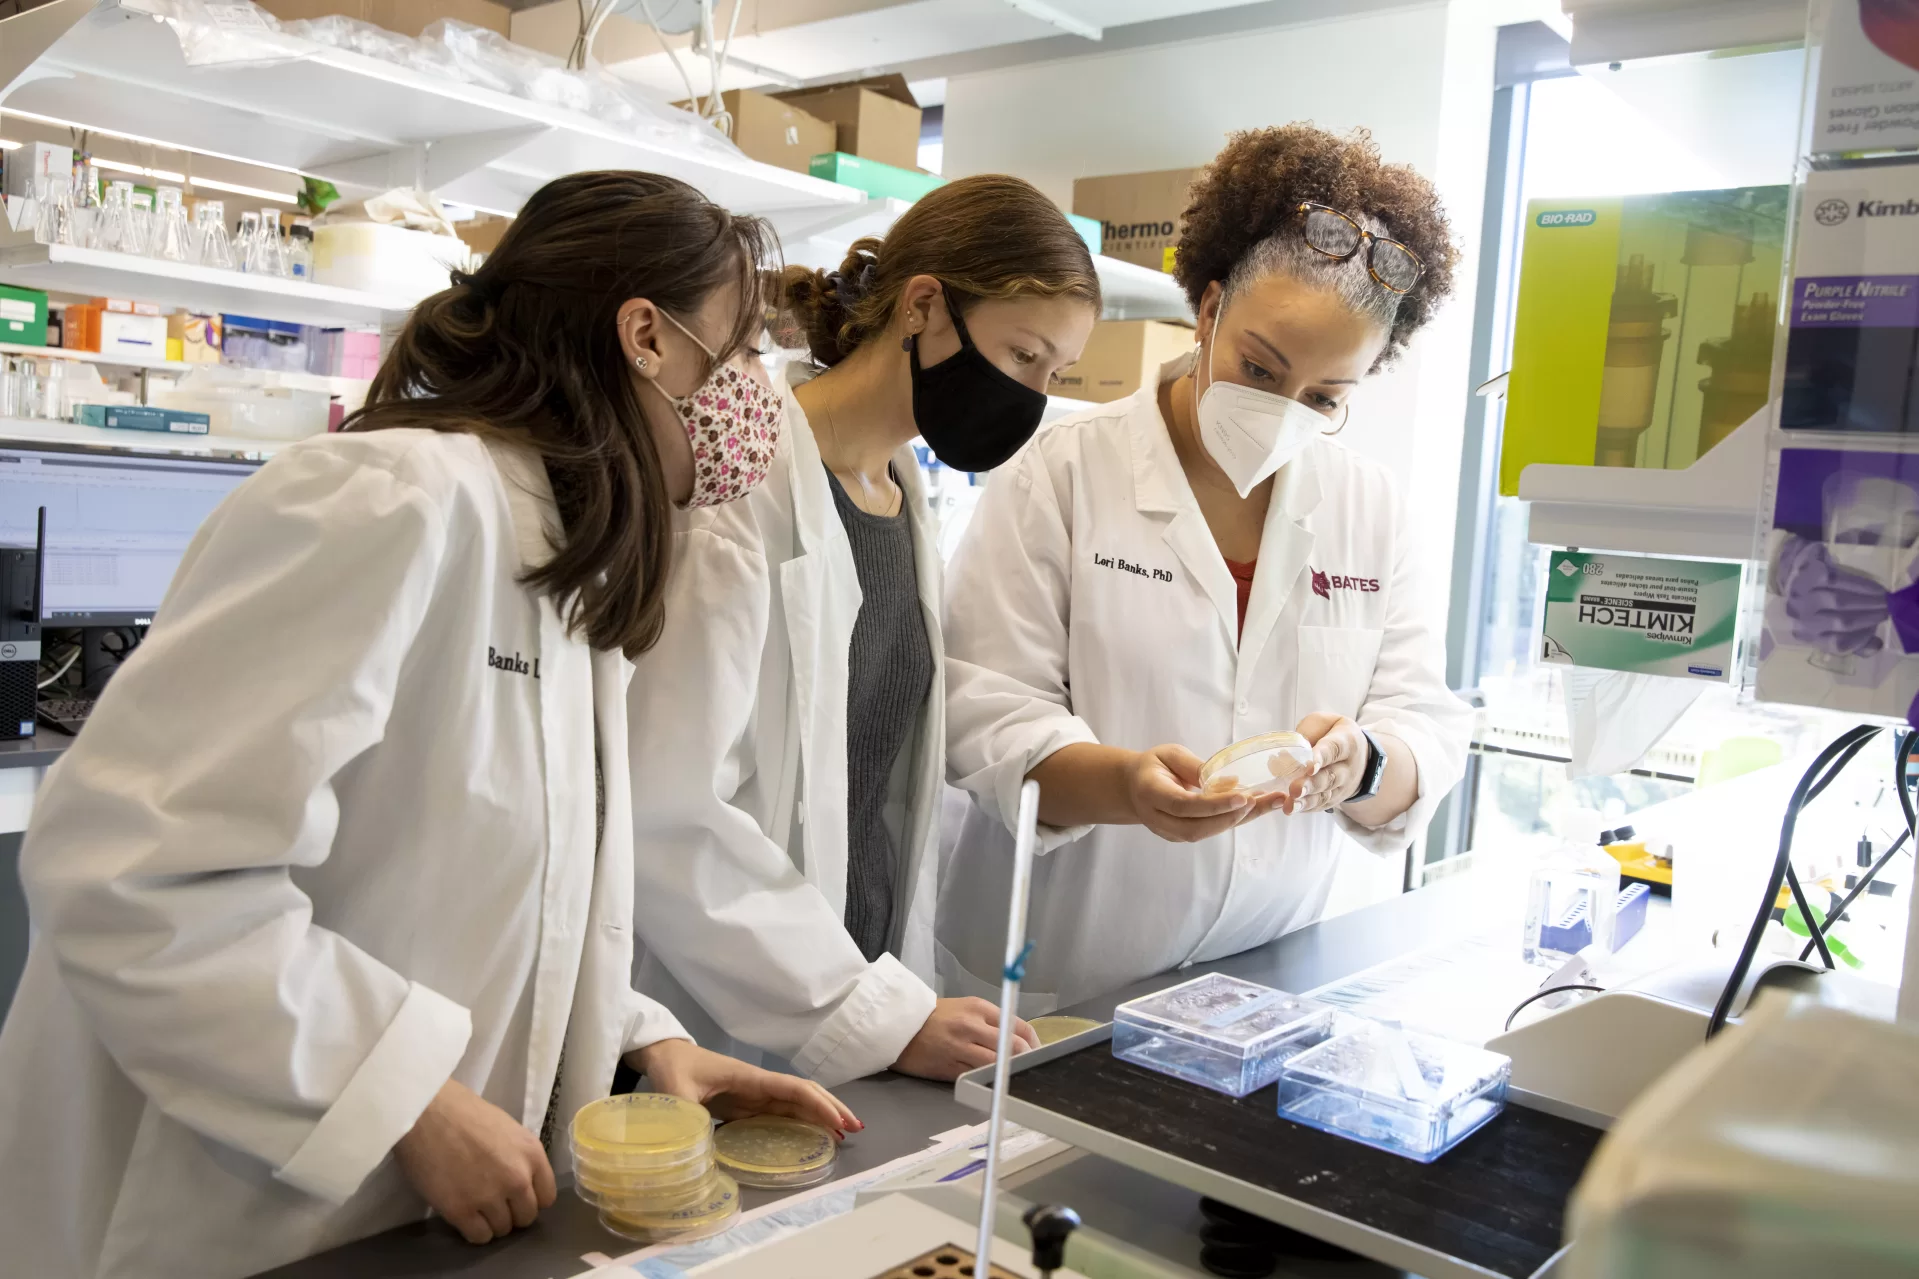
1813,2,1919,155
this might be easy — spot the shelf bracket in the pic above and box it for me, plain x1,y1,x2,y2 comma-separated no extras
1002,0,1100,40
323,126,548,197
0,0,92,105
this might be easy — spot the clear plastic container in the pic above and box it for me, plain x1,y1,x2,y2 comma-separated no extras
1200,731,1316,798
1112,973,1336,1097
1275,1021,1510,1163
1522,843,1622,966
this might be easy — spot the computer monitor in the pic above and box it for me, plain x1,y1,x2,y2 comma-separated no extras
0,441,263,627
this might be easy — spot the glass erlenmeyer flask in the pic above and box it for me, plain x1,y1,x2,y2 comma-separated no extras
193,200,234,270
149,186,192,261
234,211,262,273
87,181,135,253
245,207,287,277
34,173,77,247
127,191,155,259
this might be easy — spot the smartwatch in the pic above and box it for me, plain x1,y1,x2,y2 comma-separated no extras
1344,729,1387,804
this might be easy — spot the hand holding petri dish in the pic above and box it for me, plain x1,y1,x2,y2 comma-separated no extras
1198,731,1316,799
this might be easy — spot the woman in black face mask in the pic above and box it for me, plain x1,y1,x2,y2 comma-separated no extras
623,175,1099,1088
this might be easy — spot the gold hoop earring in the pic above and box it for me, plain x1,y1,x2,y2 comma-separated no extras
1323,401,1351,437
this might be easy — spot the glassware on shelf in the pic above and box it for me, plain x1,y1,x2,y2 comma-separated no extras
234,210,262,273
287,223,314,281
33,173,77,247
192,199,234,270
127,191,156,260
240,207,288,278
148,186,193,262
72,163,102,249
88,181,136,254
37,359,64,419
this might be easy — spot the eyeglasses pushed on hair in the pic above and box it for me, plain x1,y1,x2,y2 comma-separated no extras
1297,201,1423,294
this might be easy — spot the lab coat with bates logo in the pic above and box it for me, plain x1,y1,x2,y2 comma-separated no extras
0,430,688,1279
939,358,1472,1011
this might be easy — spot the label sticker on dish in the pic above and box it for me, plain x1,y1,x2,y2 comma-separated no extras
1199,989,1289,1029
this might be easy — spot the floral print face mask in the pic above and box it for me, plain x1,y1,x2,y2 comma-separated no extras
651,310,781,508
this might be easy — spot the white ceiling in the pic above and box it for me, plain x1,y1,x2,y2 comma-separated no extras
511,0,1283,101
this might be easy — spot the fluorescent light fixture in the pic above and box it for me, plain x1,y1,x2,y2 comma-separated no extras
189,176,297,205
0,139,20,151
0,107,311,177
90,157,187,183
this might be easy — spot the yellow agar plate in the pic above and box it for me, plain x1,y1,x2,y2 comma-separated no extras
1199,731,1315,798
1029,1015,1102,1045
597,1173,741,1243
571,1093,711,1166
576,1168,720,1214
712,1115,837,1188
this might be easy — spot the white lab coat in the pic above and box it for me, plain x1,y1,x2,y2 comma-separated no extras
0,430,689,1279
940,356,1472,1011
625,364,940,1087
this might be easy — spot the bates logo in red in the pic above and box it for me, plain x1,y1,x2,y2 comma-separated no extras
1312,567,1379,599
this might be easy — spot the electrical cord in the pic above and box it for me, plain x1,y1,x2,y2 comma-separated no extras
36,646,78,689
1707,724,1882,1039
1796,730,1919,964
1800,828,1912,963
1504,984,1607,1032
1784,863,1836,970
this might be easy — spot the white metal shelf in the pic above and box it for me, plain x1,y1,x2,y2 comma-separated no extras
9,0,863,218
1520,407,1767,559
0,341,367,397
0,414,290,458
0,242,415,328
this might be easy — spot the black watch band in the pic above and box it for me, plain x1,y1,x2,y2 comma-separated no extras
1344,729,1386,804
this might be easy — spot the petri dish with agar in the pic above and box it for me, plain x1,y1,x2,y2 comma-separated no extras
1029,1015,1102,1045
597,1173,742,1243
571,1093,712,1169
1200,731,1316,798
712,1115,838,1188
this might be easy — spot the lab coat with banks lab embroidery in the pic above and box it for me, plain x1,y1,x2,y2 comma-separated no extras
939,356,1472,1012
0,431,689,1279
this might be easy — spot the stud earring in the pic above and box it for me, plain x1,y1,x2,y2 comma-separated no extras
900,334,913,352
634,355,649,372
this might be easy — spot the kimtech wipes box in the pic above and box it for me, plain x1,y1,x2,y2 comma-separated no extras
1541,551,1741,682
1780,162,1919,434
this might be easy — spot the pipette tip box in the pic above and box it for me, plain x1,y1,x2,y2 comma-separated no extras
1112,973,1336,1098
1275,1020,1511,1162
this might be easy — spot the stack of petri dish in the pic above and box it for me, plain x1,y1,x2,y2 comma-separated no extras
570,1094,741,1243
712,1115,838,1189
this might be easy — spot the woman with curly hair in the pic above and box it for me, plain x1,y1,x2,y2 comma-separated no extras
938,125,1475,1009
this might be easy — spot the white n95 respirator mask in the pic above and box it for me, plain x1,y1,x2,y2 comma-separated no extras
1194,311,1327,498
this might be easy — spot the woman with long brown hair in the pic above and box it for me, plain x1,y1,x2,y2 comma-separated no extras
625,174,1100,1083
0,171,852,1279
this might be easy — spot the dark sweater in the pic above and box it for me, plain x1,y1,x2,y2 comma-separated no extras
828,467,933,962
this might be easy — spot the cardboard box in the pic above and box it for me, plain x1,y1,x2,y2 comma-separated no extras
99,311,169,362
679,90,836,175
255,0,510,37
1052,319,1195,404
774,75,921,171
0,285,48,346
809,152,944,204
1073,168,1200,273
62,303,101,353
72,404,211,435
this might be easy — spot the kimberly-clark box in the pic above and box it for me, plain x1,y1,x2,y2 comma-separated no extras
1780,163,1919,435
1814,2,1919,155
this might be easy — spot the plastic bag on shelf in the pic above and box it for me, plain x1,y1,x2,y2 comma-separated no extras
122,0,310,68
278,14,467,82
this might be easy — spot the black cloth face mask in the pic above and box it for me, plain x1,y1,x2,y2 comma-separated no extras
909,293,1048,473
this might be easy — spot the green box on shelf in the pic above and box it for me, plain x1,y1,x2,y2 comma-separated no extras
73,404,211,435
808,152,945,204
1066,212,1102,256
0,284,49,346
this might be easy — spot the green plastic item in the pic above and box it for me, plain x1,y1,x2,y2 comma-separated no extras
1065,211,1102,256
1695,736,1784,788
807,152,945,204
